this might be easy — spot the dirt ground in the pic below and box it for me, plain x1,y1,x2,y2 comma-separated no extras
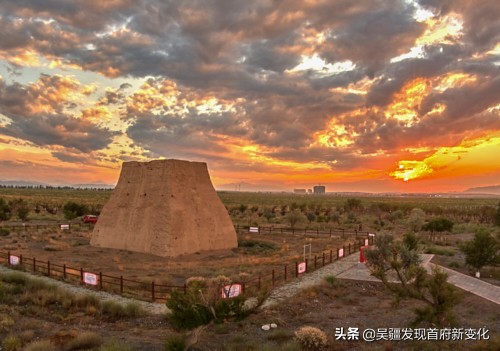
1,276,498,350
0,226,361,295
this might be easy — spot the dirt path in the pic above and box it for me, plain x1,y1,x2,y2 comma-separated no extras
0,265,169,315
260,254,360,309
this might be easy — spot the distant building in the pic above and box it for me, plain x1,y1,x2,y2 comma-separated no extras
294,189,306,194
313,185,326,194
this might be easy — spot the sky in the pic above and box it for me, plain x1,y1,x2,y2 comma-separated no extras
0,0,499,193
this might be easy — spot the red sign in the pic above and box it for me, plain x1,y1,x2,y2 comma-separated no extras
221,284,242,299
82,272,98,286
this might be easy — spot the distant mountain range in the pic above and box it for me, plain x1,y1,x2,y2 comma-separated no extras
464,185,500,195
0,180,114,189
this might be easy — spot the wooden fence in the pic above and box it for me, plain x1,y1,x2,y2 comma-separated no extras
0,235,374,303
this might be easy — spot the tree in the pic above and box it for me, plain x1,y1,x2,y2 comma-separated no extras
306,212,316,223
0,198,11,221
460,228,499,276
16,199,30,221
262,207,275,222
407,208,425,232
422,217,454,233
286,209,306,229
345,198,362,211
365,234,459,326
63,202,88,220
494,201,500,226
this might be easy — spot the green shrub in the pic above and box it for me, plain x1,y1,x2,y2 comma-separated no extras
67,332,102,350
164,334,186,351
448,261,461,268
2,335,21,351
425,246,455,256
101,300,127,320
238,240,277,252
167,277,249,330
0,227,10,236
98,340,134,351
123,301,144,317
23,340,56,351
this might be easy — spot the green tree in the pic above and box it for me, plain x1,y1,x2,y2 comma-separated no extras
460,228,499,276
365,234,459,326
0,198,11,221
16,200,30,221
63,201,88,220
408,208,425,232
494,201,500,226
286,209,306,229
345,198,362,211
423,217,454,232
262,207,275,222
306,212,316,223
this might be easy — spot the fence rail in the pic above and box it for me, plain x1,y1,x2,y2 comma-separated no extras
235,224,372,238
0,235,374,304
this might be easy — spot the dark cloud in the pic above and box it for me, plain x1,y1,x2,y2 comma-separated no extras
0,76,117,153
0,0,498,171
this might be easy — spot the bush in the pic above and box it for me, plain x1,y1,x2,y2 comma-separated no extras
98,340,134,351
238,240,277,252
0,227,10,236
67,332,102,350
23,340,56,351
423,217,454,232
425,246,455,256
167,277,249,330
2,335,21,351
0,197,11,221
164,334,186,351
294,326,329,351
63,201,88,220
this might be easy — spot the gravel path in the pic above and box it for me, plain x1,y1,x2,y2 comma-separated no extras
0,265,169,315
260,254,360,309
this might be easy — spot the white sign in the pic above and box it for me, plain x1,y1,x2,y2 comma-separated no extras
364,238,369,246
249,227,259,233
338,248,344,258
368,233,376,237
298,261,307,274
60,224,70,230
83,272,98,286
221,284,242,298
9,255,20,266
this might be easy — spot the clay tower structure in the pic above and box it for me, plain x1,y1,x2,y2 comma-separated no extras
90,159,237,257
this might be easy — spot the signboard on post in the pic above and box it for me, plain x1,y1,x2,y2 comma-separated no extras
60,224,70,231
298,261,307,274
82,272,98,286
221,284,242,299
9,255,20,266
249,227,259,233
338,248,344,258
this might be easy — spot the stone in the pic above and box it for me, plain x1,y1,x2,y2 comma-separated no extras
90,159,237,257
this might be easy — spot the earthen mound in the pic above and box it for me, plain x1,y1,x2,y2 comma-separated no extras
90,159,237,257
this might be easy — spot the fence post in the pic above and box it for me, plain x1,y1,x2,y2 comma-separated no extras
292,228,295,234
305,259,308,273
241,283,245,294
47,261,50,277
20,254,23,266
183,283,187,294
63,264,66,279
337,248,339,260
314,255,317,270
151,281,155,302
99,272,103,290
322,252,325,266
329,228,332,238
33,257,36,272
295,262,298,277
348,243,351,254
120,276,123,294
284,264,287,282
7,251,10,264
80,268,83,282
330,250,333,263
343,246,346,257
272,270,275,287
258,274,261,290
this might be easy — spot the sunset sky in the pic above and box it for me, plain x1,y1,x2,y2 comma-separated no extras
0,0,499,192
